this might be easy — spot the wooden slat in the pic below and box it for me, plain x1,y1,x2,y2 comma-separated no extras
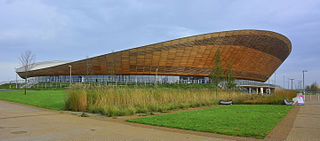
19,30,291,82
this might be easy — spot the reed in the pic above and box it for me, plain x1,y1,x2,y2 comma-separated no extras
241,89,297,104
65,84,296,116
65,84,88,112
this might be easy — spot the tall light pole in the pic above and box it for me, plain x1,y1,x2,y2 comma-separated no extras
290,78,294,90
283,75,285,89
298,80,302,90
155,68,158,86
274,73,276,85
15,67,18,89
69,65,72,85
302,70,307,93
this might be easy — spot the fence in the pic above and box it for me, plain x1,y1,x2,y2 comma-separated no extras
304,94,320,103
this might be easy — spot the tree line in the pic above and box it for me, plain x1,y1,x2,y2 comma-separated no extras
306,82,320,92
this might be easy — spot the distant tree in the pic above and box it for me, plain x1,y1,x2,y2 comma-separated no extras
19,51,35,95
209,49,225,87
310,82,319,91
226,60,236,89
306,85,311,91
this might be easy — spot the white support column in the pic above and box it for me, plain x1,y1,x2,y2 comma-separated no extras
268,88,271,94
256,88,259,94
249,87,252,94
260,87,264,95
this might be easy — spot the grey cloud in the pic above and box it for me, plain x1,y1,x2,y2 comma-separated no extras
0,0,319,86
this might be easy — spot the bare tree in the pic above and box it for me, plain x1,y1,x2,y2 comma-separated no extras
19,51,35,95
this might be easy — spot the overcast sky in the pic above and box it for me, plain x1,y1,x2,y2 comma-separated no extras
0,0,319,88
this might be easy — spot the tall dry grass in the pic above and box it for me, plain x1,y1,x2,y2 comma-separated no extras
65,85,87,112
65,84,245,116
241,89,297,104
65,84,297,116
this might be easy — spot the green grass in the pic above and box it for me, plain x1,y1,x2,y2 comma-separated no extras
0,90,66,110
127,105,292,139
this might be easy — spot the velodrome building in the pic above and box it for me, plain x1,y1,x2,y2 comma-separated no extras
16,30,291,87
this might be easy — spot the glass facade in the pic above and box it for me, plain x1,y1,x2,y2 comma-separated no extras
28,75,211,84
28,75,273,86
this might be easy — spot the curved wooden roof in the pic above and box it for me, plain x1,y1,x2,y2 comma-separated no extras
17,29,291,82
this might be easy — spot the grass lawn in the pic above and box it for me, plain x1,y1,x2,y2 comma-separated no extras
127,105,292,139
0,90,66,110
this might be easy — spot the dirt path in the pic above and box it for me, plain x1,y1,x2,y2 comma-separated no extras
0,100,232,141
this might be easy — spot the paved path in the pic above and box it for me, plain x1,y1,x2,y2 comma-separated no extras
0,101,231,141
2,96,319,141
286,95,320,141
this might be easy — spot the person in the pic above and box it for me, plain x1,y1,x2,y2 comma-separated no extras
297,93,305,106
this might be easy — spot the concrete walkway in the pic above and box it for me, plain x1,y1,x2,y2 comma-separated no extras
286,95,320,141
0,100,231,141
1,96,320,141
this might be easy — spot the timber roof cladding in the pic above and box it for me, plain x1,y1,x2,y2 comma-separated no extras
129,34,289,61
17,30,291,82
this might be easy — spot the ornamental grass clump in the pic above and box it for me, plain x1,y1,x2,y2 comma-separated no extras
65,84,87,112
65,84,244,116
241,89,297,104
65,84,296,116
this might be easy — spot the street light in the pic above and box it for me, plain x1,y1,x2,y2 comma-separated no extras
303,70,307,94
15,67,18,89
289,78,294,90
155,68,158,86
69,65,72,85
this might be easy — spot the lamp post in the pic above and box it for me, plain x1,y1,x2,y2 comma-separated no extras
155,68,158,86
302,70,307,94
290,78,294,90
15,68,18,89
69,65,72,85
283,75,285,89
274,73,276,85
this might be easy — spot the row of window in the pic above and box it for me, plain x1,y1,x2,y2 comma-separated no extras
27,75,271,86
28,75,210,84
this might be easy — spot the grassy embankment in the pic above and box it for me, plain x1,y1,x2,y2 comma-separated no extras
0,90,66,110
128,105,292,139
65,84,296,116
